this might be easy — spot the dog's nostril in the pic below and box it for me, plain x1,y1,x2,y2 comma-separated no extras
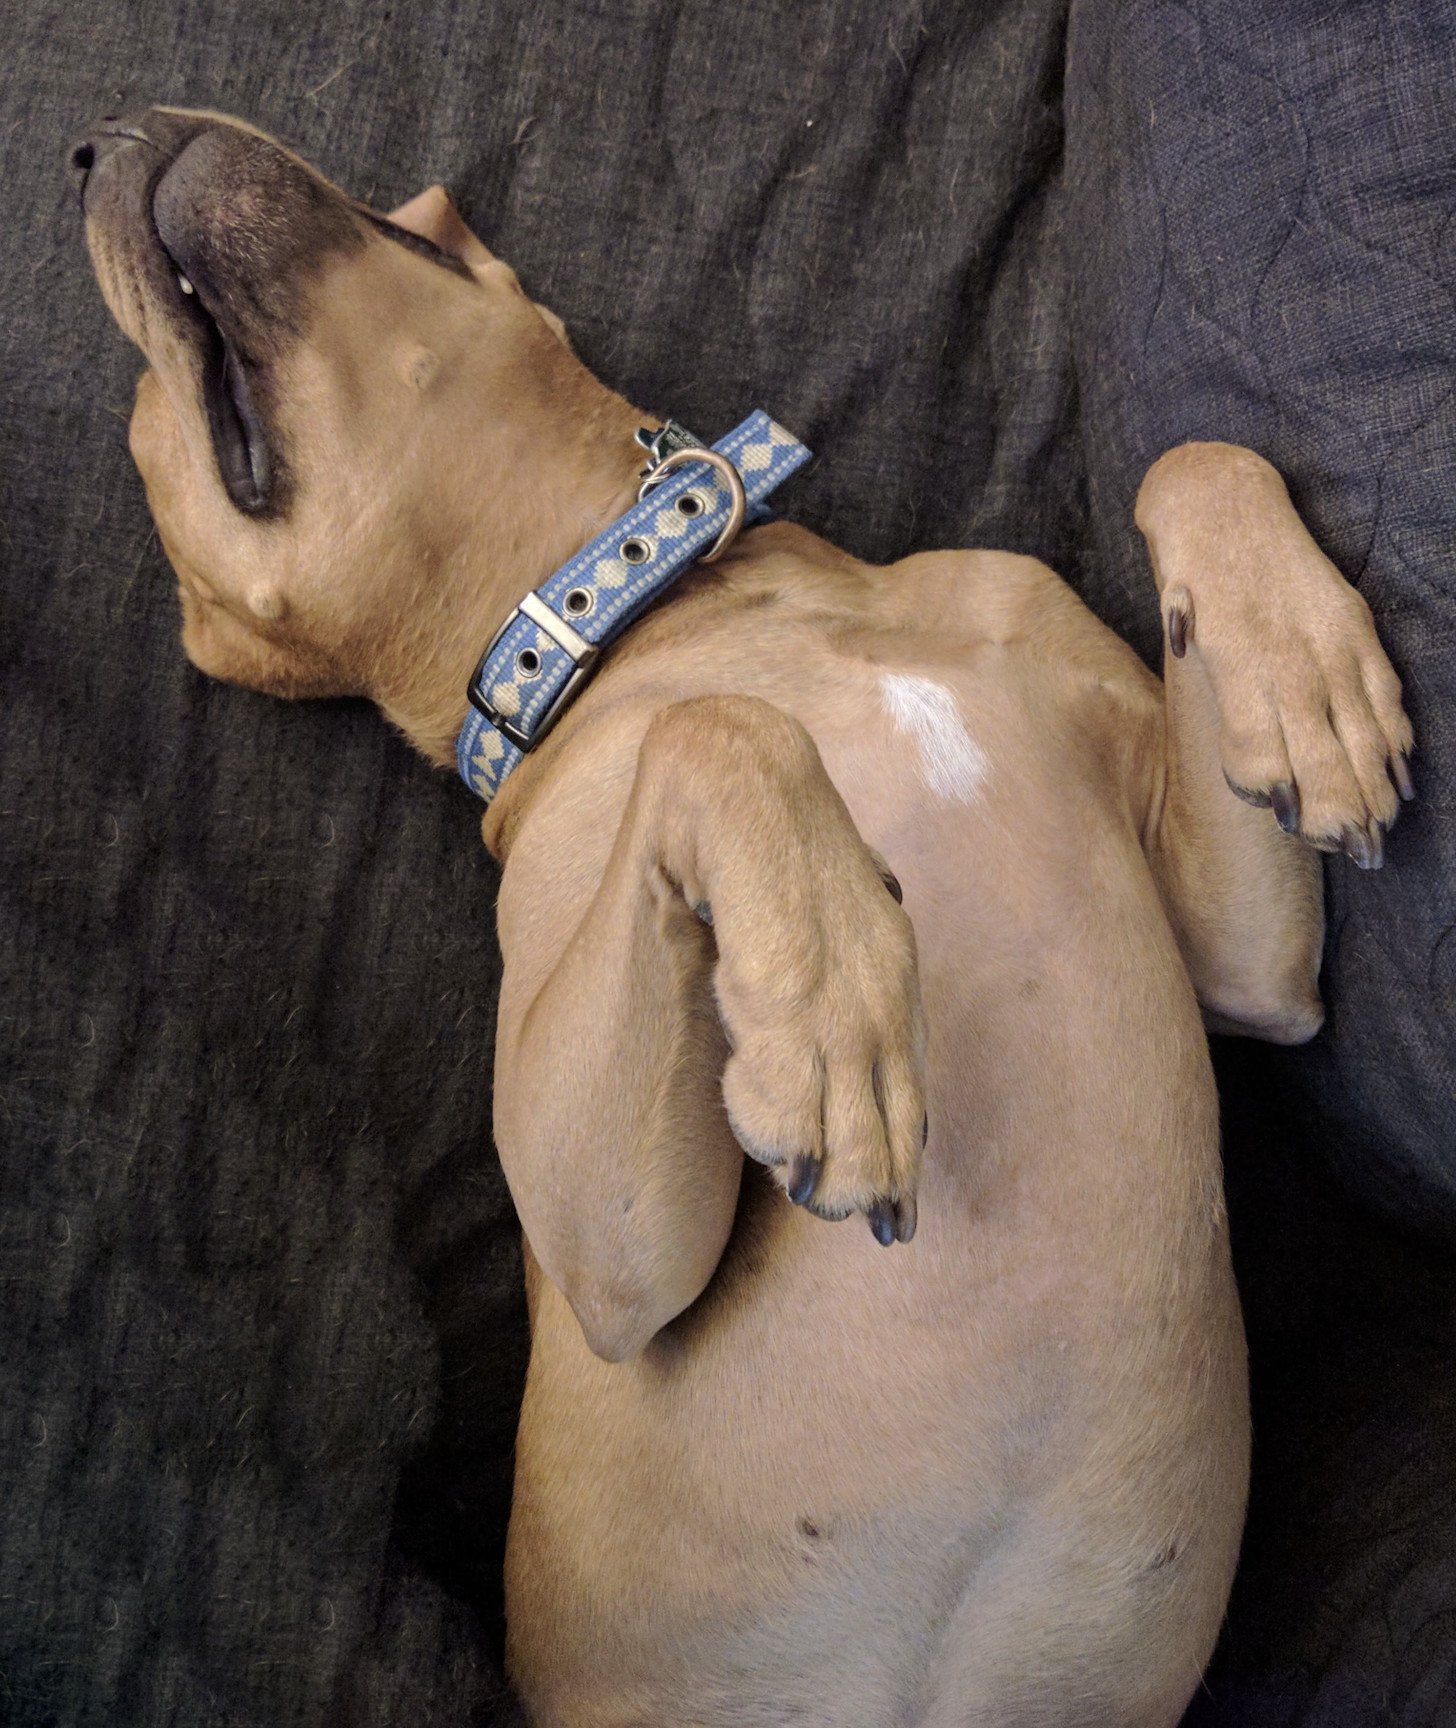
71,142,96,175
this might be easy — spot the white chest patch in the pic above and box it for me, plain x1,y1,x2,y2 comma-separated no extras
878,673,990,804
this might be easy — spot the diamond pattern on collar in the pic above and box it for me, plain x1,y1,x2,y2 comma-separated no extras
456,411,811,804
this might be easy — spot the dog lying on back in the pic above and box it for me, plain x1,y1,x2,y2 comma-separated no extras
77,108,1411,1727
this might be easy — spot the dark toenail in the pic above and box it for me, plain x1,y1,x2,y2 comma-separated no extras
1392,754,1416,802
869,851,903,904
893,1196,917,1244
1270,781,1301,834
1167,604,1190,659
1342,824,1379,870
787,1155,822,1206
867,1199,895,1247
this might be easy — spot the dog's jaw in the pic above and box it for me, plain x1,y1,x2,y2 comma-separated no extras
79,108,653,770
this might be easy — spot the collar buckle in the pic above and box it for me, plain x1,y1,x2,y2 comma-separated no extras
467,590,599,751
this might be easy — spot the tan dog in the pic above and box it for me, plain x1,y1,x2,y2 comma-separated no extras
77,109,1413,1727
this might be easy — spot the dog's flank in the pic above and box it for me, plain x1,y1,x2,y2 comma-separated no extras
77,108,1412,1728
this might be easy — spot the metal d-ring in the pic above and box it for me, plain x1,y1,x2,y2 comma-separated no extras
637,447,747,564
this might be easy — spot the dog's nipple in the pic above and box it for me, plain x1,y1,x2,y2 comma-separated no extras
177,274,194,296
407,349,441,391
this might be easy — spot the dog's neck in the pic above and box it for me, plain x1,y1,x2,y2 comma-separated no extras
366,369,650,770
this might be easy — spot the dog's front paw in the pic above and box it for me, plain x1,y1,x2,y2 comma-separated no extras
1166,566,1413,868
1141,445,1414,870
714,856,926,1245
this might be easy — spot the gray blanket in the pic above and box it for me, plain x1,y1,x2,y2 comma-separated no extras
2,1,1452,1722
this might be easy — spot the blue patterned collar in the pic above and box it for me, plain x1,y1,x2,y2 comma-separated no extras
455,410,811,803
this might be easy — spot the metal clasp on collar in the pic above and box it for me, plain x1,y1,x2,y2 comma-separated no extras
466,590,599,751
637,446,748,564
635,420,705,468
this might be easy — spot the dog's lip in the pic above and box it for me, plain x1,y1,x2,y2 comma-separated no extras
86,112,468,515
147,151,277,516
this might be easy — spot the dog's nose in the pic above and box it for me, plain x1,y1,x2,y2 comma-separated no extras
67,123,128,205
69,118,153,206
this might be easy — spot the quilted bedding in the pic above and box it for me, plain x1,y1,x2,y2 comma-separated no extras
0,1,1452,1723
1068,0,1456,1236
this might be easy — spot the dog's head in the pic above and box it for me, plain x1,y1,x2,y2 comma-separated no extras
75,107,600,730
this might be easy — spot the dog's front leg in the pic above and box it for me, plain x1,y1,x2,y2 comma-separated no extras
494,695,926,1362
1135,442,1413,1041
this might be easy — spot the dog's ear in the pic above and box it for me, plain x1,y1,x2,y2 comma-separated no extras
388,185,570,347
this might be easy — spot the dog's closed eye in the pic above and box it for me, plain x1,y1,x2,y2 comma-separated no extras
355,206,476,280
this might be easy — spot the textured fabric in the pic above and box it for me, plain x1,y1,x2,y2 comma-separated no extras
1195,1040,1456,1728
1,0,1453,1724
1066,0,1456,1232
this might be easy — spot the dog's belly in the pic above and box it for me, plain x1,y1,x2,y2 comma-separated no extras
506,777,1248,1728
